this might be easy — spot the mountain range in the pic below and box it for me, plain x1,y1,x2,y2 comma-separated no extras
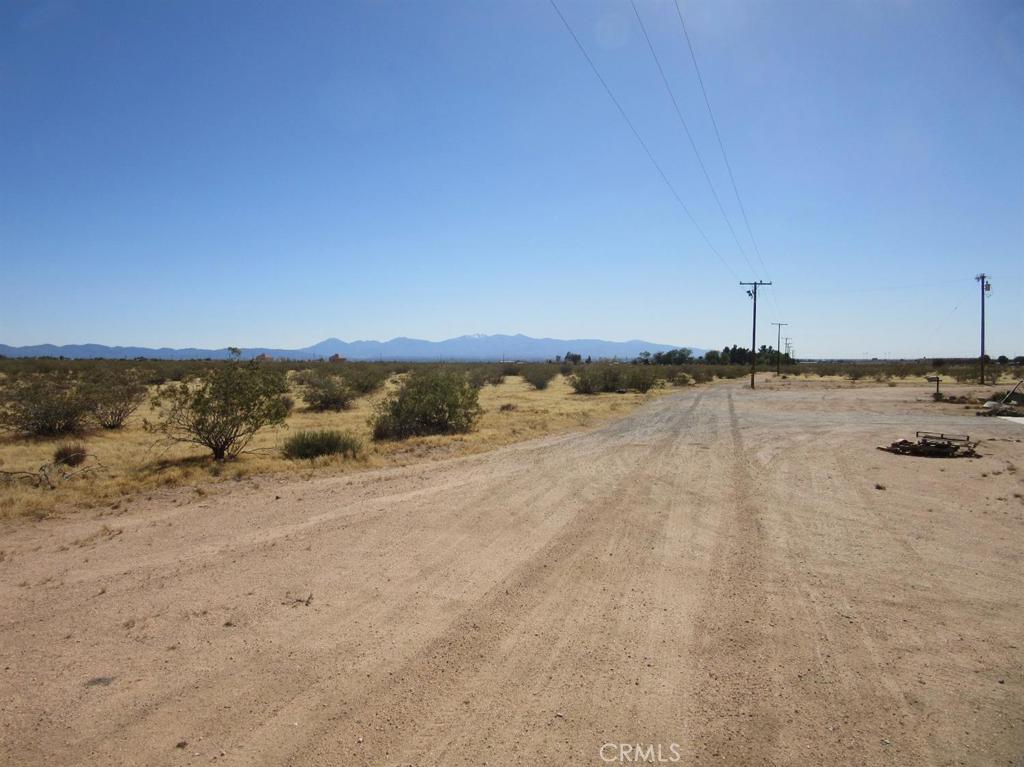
0,334,701,362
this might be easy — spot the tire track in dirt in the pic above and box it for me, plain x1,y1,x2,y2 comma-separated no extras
233,393,710,766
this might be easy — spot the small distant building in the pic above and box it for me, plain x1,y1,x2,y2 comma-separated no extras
328,353,346,363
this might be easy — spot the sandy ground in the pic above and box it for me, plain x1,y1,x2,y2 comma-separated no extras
1,380,1022,766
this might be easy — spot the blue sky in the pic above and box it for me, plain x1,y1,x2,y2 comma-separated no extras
1,0,1021,358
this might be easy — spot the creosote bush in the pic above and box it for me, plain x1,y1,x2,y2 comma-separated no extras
283,429,363,460
521,365,557,390
88,372,146,429
371,369,482,440
146,351,288,460
302,373,355,412
569,365,662,394
0,373,93,436
53,442,88,467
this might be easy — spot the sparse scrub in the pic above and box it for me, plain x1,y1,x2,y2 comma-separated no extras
283,429,363,460
146,351,289,460
371,368,482,440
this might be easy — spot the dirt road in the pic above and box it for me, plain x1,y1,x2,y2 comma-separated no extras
2,382,1022,766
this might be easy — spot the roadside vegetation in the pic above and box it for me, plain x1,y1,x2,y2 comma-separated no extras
0,349,1020,519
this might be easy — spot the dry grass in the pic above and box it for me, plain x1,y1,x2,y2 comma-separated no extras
0,375,670,520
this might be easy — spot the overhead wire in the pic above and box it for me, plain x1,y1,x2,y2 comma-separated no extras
628,0,758,278
548,0,740,280
673,0,771,281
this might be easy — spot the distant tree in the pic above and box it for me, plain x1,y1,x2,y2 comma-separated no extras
564,352,582,365
997,355,1009,365
652,348,693,365
703,350,721,364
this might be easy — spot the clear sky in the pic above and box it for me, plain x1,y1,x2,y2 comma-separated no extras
1,0,1021,358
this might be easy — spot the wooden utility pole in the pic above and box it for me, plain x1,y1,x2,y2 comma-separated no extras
976,274,990,384
771,322,788,374
740,281,771,389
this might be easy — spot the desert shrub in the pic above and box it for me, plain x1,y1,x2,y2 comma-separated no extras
88,372,146,428
280,394,296,414
625,367,658,393
569,365,624,394
499,403,517,412
53,442,88,467
673,372,693,387
568,366,602,394
302,373,354,412
0,373,94,436
147,352,288,460
522,365,557,390
371,369,482,440
466,365,505,388
501,363,522,376
343,365,390,395
283,429,362,460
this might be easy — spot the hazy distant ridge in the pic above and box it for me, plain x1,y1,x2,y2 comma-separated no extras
0,334,701,362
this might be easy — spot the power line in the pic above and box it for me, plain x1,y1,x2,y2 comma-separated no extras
628,0,757,278
547,0,739,280
810,277,976,295
673,0,771,282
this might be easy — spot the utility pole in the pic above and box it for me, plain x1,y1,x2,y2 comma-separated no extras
771,322,788,374
740,281,772,389
976,274,991,384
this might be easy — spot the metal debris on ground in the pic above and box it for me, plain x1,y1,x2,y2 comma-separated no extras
877,431,979,458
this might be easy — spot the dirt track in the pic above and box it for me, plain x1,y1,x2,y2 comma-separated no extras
2,381,1022,766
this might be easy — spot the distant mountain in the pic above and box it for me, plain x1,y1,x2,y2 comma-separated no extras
0,334,703,362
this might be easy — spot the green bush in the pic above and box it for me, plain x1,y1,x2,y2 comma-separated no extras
0,373,93,436
466,365,505,388
569,365,622,394
302,373,354,412
88,372,146,428
371,369,482,440
147,351,288,460
625,367,659,393
283,429,363,460
53,442,88,467
343,365,390,395
522,365,557,390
